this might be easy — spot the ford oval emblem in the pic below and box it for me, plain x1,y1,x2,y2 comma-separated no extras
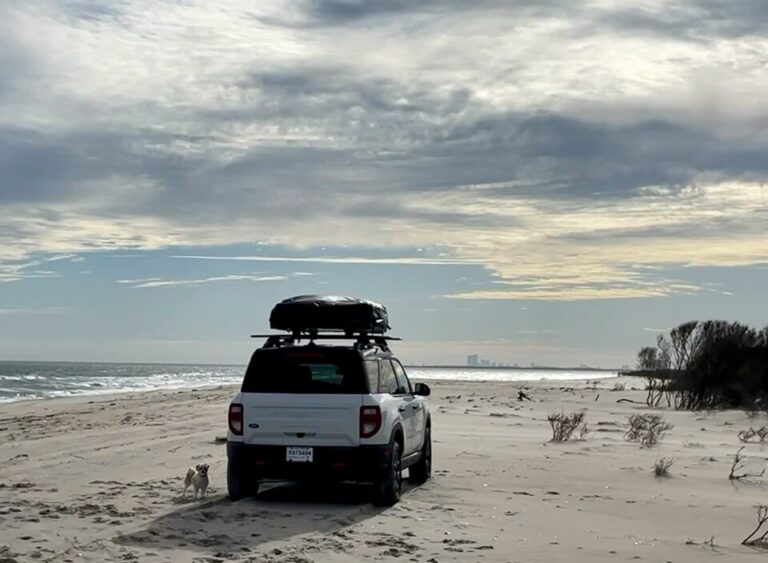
248,423,260,429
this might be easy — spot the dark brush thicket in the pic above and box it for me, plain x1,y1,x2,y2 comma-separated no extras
636,321,768,410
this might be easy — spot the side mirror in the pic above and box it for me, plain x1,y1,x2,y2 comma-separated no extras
414,383,431,397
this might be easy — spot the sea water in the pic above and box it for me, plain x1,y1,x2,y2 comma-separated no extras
0,361,617,403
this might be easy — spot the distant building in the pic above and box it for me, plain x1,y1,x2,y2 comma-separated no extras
481,359,490,366
467,354,479,367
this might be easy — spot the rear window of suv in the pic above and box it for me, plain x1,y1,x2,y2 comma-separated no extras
242,348,366,394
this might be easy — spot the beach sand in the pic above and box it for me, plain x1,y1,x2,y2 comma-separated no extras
1,378,766,562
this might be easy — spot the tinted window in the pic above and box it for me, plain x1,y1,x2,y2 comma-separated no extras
242,348,364,393
392,360,412,394
378,359,399,394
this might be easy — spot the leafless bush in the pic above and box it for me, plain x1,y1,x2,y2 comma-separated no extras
683,440,704,448
625,414,674,447
547,411,588,442
611,382,626,392
745,400,761,418
654,458,673,477
738,426,768,443
643,374,672,408
729,447,766,481
742,505,768,546
686,536,715,550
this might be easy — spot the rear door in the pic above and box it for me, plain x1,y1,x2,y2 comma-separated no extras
239,348,364,448
379,359,419,455
240,394,362,447
393,359,424,451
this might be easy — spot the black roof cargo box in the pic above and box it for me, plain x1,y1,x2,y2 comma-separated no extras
269,295,390,334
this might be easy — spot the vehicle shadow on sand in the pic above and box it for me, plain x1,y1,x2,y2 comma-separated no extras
114,481,403,558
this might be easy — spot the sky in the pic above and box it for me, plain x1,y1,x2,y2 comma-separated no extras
1,1,767,368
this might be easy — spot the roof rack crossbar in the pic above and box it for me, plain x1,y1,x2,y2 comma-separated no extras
250,331,401,352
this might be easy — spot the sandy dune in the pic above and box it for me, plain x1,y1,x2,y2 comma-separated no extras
1,378,768,562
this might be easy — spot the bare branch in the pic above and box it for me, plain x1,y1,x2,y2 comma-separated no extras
729,447,766,481
547,411,587,442
743,505,768,546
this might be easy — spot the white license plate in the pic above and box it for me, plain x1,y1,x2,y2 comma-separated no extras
286,446,313,463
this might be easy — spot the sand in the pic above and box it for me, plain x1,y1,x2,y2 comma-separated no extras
1,378,767,562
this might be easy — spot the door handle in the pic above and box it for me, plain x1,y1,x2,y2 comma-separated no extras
412,403,423,410
398,405,407,412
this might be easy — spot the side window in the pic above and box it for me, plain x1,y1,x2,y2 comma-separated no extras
378,359,399,394
392,360,412,394
364,359,379,393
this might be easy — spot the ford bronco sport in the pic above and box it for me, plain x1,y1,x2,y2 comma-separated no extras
226,296,432,506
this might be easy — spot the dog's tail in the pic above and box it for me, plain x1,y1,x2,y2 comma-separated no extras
184,467,195,482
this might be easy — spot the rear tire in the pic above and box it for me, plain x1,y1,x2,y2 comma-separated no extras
227,460,258,500
408,426,431,485
372,440,402,506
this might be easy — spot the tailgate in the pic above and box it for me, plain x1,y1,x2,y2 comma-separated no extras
241,393,363,447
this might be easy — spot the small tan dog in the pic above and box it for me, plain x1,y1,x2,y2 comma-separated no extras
183,463,210,498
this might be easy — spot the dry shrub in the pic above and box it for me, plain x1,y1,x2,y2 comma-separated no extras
611,382,626,392
743,505,768,546
625,414,674,447
745,400,762,418
729,446,766,481
547,411,588,442
738,426,768,443
653,458,673,477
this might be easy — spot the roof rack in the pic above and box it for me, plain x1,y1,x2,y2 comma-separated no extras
250,330,401,352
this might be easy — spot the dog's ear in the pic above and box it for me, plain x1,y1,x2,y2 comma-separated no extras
195,464,203,470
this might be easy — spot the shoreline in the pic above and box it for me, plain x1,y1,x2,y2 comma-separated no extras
1,359,620,371
0,368,621,406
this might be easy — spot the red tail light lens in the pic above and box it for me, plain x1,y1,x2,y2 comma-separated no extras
360,406,382,438
228,403,243,436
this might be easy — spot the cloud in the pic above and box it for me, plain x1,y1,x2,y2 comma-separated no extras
43,253,86,264
118,274,288,289
0,260,61,283
115,277,163,284
172,255,480,266
0,306,69,315
596,1,768,40
0,1,767,299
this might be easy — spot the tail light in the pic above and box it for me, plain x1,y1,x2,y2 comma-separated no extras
360,406,382,438
228,403,243,436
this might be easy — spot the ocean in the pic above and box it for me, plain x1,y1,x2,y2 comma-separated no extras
0,361,617,403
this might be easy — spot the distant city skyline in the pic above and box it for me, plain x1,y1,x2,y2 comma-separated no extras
467,354,514,368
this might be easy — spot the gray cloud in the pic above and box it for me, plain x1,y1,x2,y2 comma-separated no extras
598,1,768,40
290,0,575,26
1,0,767,298
296,0,768,41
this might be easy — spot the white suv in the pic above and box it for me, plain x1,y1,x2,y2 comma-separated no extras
226,335,432,506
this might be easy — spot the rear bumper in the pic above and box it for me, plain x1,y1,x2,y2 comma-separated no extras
227,442,392,483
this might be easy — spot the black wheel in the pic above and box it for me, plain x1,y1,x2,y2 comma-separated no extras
372,440,402,506
227,460,258,500
408,425,431,484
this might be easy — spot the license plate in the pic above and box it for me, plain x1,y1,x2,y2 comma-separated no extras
286,446,313,463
